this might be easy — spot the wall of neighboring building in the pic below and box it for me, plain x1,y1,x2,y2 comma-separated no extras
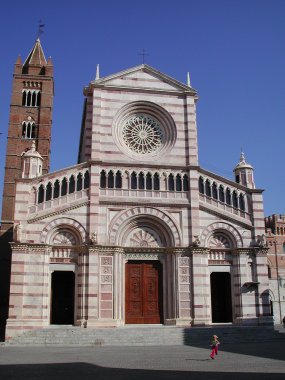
265,214,285,324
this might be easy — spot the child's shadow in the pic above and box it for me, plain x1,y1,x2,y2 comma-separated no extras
185,359,212,362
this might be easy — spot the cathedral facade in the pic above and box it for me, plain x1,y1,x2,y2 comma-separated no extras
2,40,272,339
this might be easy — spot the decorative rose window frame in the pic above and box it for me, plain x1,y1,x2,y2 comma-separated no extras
112,101,177,161
122,113,164,156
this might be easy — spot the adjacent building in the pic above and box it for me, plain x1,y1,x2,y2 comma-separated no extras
265,214,285,323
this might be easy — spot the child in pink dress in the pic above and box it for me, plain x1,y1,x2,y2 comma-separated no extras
210,335,220,359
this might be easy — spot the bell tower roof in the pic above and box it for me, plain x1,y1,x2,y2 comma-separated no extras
234,151,253,170
23,38,47,67
22,140,43,159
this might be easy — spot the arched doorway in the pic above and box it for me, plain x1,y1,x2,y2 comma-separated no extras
210,272,232,323
125,260,163,324
51,271,75,325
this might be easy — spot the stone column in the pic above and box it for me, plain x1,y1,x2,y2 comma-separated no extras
164,250,176,324
191,247,211,325
76,246,89,327
174,248,192,325
113,247,124,325
231,249,243,324
86,246,99,325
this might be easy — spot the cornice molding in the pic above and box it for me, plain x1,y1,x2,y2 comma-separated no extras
28,200,89,223
199,204,253,230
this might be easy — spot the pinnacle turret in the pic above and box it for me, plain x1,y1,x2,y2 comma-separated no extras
234,151,255,189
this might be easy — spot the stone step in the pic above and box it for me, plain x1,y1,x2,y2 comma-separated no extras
6,325,285,346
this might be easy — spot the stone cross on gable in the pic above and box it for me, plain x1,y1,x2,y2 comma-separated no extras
138,49,149,64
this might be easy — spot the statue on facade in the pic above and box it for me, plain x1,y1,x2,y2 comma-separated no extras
192,235,201,247
90,232,97,245
256,234,267,248
14,223,22,242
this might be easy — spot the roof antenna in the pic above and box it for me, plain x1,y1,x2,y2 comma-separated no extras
37,20,45,39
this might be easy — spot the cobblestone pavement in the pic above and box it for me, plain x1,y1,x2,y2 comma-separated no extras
0,340,284,380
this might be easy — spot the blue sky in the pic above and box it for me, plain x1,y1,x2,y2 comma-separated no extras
0,0,284,216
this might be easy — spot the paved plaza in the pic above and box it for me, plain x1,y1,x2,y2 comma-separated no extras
0,339,284,380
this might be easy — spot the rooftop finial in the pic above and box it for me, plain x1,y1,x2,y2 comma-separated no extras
240,150,246,163
37,20,45,39
187,72,191,87
95,64,100,80
31,140,36,152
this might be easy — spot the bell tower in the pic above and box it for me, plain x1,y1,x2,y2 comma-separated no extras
1,38,54,235
234,151,255,189
0,38,53,338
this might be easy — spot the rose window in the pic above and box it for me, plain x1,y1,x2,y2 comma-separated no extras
122,114,163,155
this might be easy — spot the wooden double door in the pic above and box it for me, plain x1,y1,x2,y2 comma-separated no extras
125,261,163,324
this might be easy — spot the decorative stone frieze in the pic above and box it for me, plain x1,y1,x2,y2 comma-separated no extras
253,247,269,256
124,246,165,254
190,247,210,255
232,247,269,256
125,252,161,261
171,247,190,256
10,242,50,253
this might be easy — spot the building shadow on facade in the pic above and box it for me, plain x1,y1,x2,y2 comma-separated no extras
182,327,285,361
0,229,12,341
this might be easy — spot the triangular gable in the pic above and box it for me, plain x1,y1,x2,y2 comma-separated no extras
92,64,197,94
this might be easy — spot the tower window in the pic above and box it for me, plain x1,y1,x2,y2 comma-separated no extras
22,90,41,107
22,121,36,139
